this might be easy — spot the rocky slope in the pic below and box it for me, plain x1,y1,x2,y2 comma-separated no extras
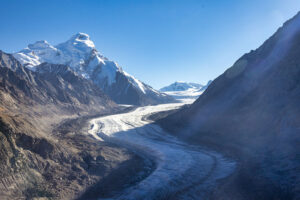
13,33,174,105
0,51,145,199
159,12,300,200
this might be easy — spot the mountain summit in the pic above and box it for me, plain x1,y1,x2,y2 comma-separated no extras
13,33,174,105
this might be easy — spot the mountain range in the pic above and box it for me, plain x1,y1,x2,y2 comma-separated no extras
160,81,212,101
13,33,174,105
1,50,114,111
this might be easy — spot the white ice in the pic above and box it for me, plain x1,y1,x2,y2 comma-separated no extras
89,102,235,200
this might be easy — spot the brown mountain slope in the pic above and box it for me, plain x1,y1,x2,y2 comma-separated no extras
0,51,145,199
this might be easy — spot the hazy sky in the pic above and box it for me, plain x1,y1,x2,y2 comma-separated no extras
1,0,300,89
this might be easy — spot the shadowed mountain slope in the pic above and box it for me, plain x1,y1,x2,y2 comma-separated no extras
159,12,300,200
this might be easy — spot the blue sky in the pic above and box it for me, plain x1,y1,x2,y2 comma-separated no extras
1,0,299,89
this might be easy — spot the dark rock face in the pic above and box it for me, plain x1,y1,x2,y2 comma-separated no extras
160,12,300,199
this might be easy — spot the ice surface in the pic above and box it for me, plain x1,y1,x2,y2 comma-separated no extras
89,103,236,199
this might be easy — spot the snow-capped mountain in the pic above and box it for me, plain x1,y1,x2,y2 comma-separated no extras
0,50,115,112
160,81,211,102
160,81,203,92
13,33,174,105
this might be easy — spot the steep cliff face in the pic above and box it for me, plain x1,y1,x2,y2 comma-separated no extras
160,12,300,199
